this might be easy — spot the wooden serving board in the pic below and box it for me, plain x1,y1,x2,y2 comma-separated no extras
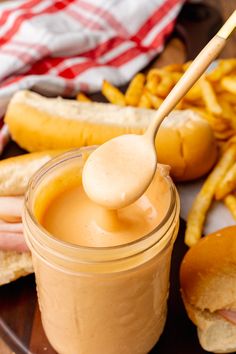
0,2,232,353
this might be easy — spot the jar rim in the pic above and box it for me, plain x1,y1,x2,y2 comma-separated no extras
24,147,177,258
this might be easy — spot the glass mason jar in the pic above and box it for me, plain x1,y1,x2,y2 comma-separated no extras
23,148,180,354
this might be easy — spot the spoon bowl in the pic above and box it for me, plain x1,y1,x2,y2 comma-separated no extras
82,134,157,209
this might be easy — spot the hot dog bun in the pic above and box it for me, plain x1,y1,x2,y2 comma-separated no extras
156,110,218,181
0,150,65,285
180,226,236,353
0,150,65,196
5,90,149,150
5,90,218,181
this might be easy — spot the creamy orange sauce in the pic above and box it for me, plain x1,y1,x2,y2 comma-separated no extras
41,166,170,247
82,134,157,209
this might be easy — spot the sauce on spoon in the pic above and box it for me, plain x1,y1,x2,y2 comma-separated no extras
82,134,156,209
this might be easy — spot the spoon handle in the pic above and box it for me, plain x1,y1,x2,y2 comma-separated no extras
217,10,236,39
146,10,236,141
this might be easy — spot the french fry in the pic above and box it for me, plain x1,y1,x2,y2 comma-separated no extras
199,76,222,115
192,98,205,107
221,76,236,95
171,72,182,84
146,73,160,95
185,144,236,247
219,136,236,155
76,92,91,102
125,73,145,106
214,130,235,141
155,73,174,97
224,193,236,220
138,92,152,109
184,83,202,101
207,59,236,82
102,80,126,106
212,81,225,94
218,98,236,129
163,63,183,72
212,119,233,133
145,91,163,109
215,162,236,200
226,135,236,147
219,92,236,105
217,140,227,156
146,68,160,80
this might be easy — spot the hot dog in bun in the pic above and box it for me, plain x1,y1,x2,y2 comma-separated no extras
0,150,64,285
5,90,218,181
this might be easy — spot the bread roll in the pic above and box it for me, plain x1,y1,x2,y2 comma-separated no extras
180,226,236,353
5,90,218,181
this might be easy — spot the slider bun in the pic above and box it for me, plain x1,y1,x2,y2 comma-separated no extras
5,90,217,182
156,110,218,181
184,299,236,353
0,251,33,285
0,150,65,196
180,226,236,352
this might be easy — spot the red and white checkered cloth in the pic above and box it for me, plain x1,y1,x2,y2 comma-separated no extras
0,0,184,151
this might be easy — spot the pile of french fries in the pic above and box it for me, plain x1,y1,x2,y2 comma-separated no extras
76,58,236,247
78,58,236,143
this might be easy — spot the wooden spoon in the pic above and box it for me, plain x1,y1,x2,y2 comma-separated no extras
83,11,236,209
